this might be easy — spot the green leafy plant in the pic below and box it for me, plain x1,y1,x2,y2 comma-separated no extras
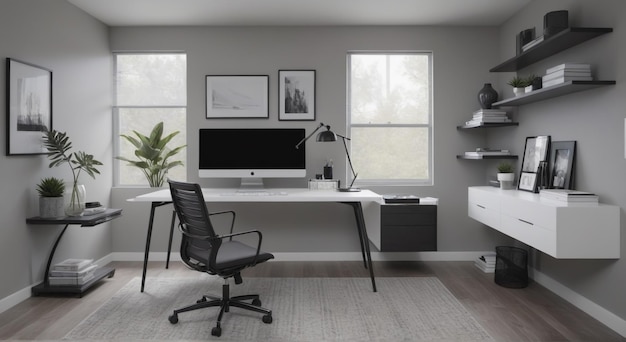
36,177,65,197
497,161,514,173
42,129,102,209
507,76,531,88
116,122,186,187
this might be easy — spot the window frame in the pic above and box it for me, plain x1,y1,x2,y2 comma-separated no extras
112,52,187,187
347,51,434,187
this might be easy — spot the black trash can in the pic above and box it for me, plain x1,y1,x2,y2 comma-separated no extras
494,246,528,288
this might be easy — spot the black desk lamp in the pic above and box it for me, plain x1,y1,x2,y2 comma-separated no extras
295,123,360,192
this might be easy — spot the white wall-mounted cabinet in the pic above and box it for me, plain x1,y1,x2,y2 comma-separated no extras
468,186,619,259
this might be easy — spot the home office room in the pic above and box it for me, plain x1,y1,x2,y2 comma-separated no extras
1,0,625,340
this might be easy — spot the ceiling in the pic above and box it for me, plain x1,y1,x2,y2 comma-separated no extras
67,0,531,27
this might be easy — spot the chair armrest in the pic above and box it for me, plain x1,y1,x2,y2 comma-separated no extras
208,210,236,237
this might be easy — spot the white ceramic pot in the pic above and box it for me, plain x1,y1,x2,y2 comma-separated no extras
513,87,525,97
39,197,65,218
497,173,515,190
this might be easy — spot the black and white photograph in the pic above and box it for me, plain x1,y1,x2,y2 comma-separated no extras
205,75,269,119
549,141,576,189
279,70,315,121
6,58,52,155
518,135,550,192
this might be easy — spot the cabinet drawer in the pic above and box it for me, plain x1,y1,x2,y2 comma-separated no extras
381,205,436,225
501,195,556,230
468,201,499,228
469,187,500,211
501,214,556,256
381,225,437,252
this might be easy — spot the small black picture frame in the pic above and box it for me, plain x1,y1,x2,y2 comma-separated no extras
6,58,52,155
549,141,576,189
518,135,551,192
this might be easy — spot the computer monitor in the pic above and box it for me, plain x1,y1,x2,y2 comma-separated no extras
199,128,306,189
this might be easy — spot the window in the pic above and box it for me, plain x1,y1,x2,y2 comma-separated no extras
114,53,187,186
348,52,433,186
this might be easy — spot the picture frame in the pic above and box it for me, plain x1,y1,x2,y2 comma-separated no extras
278,70,315,121
205,75,269,119
549,141,576,189
6,58,52,155
518,135,551,192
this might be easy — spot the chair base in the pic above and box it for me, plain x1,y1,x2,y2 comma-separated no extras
168,282,272,337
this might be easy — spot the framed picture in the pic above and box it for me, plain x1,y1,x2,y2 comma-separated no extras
6,58,52,155
205,75,269,119
518,135,551,192
549,141,576,189
278,70,315,121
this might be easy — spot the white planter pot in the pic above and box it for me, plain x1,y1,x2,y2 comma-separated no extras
513,87,525,97
497,173,515,190
39,197,65,218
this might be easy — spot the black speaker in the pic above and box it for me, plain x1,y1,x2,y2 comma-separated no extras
517,28,535,55
544,10,568,37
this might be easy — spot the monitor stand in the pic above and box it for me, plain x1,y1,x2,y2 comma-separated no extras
237,177,266,192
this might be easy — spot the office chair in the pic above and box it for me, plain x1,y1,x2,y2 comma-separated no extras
167,179,274,337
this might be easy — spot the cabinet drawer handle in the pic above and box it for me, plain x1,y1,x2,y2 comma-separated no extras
476,204,486,209
518,218,534,226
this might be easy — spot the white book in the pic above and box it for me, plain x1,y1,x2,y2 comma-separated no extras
546,63,591,74
543,71,591,82
521,35,544,50
49,264,97,278
465,151,510,156
474,261,495,273
473,109,508,115
52,258,94,272
48,272,95,286
543,77,593,88
544,69,591,79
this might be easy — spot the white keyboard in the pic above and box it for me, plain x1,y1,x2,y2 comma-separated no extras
220,191,288,196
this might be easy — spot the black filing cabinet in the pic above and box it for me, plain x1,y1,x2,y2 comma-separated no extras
380,204,437,252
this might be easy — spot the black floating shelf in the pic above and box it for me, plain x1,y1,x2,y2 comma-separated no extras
457,122,519,129
457,155,518,160
490,27,613,72
493,80,615,107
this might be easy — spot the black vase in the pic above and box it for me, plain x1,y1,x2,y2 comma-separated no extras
477,83,498,109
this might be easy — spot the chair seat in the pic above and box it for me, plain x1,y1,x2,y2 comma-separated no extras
188,240,274,270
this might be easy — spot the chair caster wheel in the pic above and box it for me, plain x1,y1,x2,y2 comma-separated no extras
168,314,178,324
211,326,222,337
262,314,273,324
252,298,261,306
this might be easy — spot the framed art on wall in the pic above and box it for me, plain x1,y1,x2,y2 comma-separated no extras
205,75,269,119
518,135,551,192
549,141,576,189
6,58,52,156
278,70,315,121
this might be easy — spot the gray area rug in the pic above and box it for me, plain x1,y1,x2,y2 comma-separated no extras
65,276,493,341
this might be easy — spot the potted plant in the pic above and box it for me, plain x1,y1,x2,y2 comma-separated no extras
507,76,530,97
116,122,186,187
497,162,515,190
42,129,103,216
36,177,66,218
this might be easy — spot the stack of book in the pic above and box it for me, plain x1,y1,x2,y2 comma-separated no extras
464,109,511,127
542,63,592,88
539,189,599,203
464,148,511,158
49,258,97,286
474,253,496,273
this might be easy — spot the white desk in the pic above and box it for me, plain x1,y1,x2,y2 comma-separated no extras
130,188,384,292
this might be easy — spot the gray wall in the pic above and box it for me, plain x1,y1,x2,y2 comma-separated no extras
0,0,112,301
109,25,509,255
492,0,626,320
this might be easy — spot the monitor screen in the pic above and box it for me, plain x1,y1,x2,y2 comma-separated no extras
199,128,306,186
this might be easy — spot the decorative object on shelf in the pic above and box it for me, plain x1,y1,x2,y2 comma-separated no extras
518,135,551,192
521,35,544,52
507,76,531,96
496,162,515,190
205,75,269,118
42,129,102,216
6,58,52,156
278,70,316,121
548,141,576,189
36,177,65,218
516,28,535,55
477,83,498,109
116,121,186,187
544,10,569,38
295,122,360,192
536,161,549,191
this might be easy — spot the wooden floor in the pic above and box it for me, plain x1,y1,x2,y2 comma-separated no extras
0,260,623,341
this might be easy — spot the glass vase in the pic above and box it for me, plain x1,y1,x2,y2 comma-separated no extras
65,183,86,216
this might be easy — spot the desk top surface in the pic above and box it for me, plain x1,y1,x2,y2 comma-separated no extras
26,208,123,226
129,188,384,203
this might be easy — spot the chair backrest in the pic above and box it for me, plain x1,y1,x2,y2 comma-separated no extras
168,179,221,270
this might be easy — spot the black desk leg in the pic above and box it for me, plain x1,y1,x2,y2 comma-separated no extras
43,224,70,287
166,211,176,269
142,201,170,292
344,202,377,292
